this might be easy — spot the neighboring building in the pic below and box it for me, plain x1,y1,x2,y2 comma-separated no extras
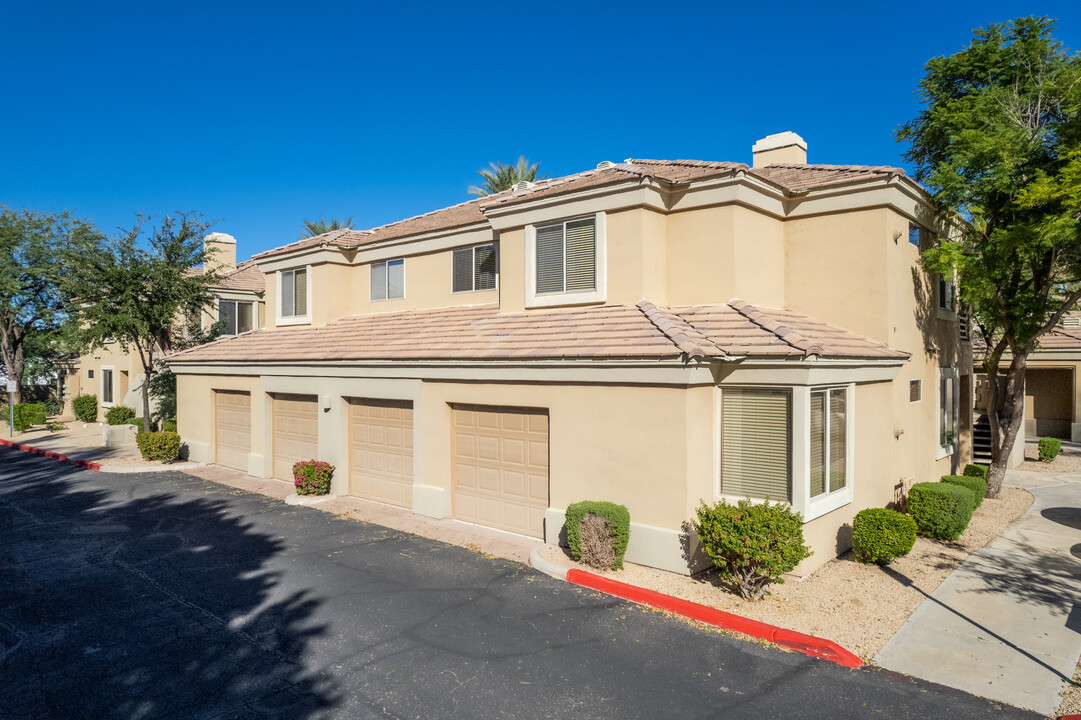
168,132,972,575
65,233,266,418
1002,312,1081,442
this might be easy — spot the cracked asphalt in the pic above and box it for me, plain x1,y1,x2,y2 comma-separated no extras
0,448,1039,719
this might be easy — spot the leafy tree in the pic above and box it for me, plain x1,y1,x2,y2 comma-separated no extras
300,216,355,239
64,213,225,432
147,316,226,424
897,16,1081,497
467,156,545,197
0,207,99,405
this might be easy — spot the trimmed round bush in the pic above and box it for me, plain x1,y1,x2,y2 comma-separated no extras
566,500,631,571
1039,436,1062,462
104,405,136,425
72,394,98,422
941,474,987,508
692,498,812,601
906,482,975,541
963,464,988,480
852,508,917,564
293,460,334,496
135,431,181,462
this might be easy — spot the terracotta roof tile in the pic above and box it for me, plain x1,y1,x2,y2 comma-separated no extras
168,301,907,365
213,261,265,293
749,163,909,192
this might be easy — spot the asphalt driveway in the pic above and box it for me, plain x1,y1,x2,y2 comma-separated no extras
0,448,1039,719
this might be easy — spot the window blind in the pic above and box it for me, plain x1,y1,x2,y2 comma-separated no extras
564,219,595,292
721,388,791,500
281,271,295,316
452,248,473,292
294,269,307,316
829,388,847,492
536,225,564,294
475,244,497,290
371,262,387,301
810,391,826,497
387,259,404,299
238,302,253,333
219,301,238,335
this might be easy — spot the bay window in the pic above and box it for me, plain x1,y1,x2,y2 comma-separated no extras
810,388,847,498
720,388,792,501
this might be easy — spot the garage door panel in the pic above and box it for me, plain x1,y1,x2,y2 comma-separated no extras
215,391,251,472
453,405,549,538
272,394,318,481
349,398,414,508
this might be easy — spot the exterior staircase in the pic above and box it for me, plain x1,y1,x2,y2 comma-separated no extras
973,413,993,464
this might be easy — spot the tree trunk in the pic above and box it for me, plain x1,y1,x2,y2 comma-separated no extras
0,322,24,406
138,345,154,433
986,351,1028,498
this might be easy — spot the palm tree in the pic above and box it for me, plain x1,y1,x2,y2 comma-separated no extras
300,217,355,239
467,156,545,197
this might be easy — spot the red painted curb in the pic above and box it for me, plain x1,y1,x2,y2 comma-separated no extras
1059,715,1081,719
566,568,864,669
0,437,100,471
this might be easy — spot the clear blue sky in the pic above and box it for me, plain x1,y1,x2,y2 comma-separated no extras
3,1,1079,262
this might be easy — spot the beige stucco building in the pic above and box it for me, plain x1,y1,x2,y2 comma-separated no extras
168,133,973,575
65,233,266,419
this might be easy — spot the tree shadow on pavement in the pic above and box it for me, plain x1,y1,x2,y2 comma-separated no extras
0,450,339,719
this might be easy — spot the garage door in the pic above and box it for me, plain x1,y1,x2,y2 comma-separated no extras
348,398,414,508
452,405,549,538
272,394,319,481
215,390,251,471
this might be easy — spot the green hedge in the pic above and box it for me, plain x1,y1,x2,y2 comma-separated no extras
565,500,631,571
851,508,917,564
942,474,987,508
105,405,136,425
692,498,811,601
1039,436,1062,462
135,431,181,462
907,482,975,541
963,464,988,480
162,418,177,433
72,394,98,422
12,403,46,431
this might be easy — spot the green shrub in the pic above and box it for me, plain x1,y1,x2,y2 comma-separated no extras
12,403,46,431
43,398,62,417
46,420,66,432
162,418,177,433
135,431,181,462
963,464,988,480
851,508,917,564
942,474,987,508
565,500,631,571
72,394,98,422
906,482,975,541
293,460,334,495
692,498,812,601
1038,436,1062,462
105,405,136,425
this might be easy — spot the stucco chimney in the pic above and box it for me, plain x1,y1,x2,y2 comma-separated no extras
204,232,237,273
752,131,807,168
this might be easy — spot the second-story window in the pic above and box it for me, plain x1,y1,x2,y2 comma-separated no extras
452,244,497,293
536,218,595,295
219,300,254,335
371,258,405,301
908,222,922,248
281,268,308,318
938,274,956,312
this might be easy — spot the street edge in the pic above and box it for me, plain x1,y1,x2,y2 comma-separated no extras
530,546,863,669
0,438,102,471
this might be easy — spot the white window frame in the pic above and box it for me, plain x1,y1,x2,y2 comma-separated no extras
712,383,854,523
524,211,606,308
937,367,960,459
277,266,311,326
370,258,406,302
451,244,499,294
217,299,257,335
101,365,115,408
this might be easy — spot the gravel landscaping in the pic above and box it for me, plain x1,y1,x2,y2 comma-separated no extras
1019,439,1081,473
539,487,1033,660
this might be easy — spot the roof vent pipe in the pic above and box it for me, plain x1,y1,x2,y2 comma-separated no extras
596,160,617,169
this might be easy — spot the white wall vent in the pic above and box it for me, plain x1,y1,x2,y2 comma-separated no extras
513,180,535,192
1062,316,1081,328
596,160,617,169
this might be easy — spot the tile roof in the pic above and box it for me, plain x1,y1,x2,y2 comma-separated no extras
749,163,909,192
168,300,908,365
213,260,265,293
249,159,916,262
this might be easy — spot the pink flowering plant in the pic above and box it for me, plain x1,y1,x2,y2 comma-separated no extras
692,497,811,601
293,460,335,496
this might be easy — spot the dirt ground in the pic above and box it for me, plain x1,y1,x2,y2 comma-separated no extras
1018,439,1081,473
540,487,1033,661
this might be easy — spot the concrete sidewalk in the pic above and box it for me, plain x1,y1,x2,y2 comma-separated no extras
875,470,1081,715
